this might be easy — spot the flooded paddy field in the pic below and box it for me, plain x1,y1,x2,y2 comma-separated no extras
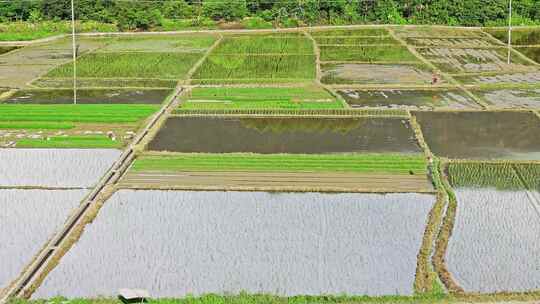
414,111,540,159
0,37,108,89
473,88,540,109
321,63,434,85
447,188,540,293
418,47,534,73
3,89,171,105
0,149,120,187
148,117,421,154
34,190,434,298
337,89,479,110
454,70,540,85
0,189,85,291
405,37,496,48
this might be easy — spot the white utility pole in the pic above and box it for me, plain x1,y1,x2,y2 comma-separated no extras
71,0,77,104
507,0,512,64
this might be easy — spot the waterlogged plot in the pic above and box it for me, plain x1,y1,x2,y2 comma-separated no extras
338,89,479,110
474,88,540,109
35,190,434,298
415,111,540,159
96,34,217,53
321,63,434,85
418,47,534,73
394,27,486,38
4,89,171,104
447,188,540,293
0,189,84,291
182,86,342,109
148,117,421,154
32,78,178,89
0,149,120,187
0,37,108,88
192,54,316,84
405,37,496,48
454,71,540,85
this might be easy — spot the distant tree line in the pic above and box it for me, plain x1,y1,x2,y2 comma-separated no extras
1,0,539,29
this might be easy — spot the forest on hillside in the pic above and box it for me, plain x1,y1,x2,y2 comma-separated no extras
1,0,539,30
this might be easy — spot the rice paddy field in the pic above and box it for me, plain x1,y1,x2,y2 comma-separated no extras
2,25,540,303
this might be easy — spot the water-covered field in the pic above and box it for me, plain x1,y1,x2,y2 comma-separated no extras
0,189,85,291
0,149,121,187
35,190,434,298
447,188,540,293
148,117,421,154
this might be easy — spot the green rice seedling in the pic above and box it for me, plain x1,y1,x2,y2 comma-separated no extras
213,36,314,54
0,21,117,41
182,86,342,109
315,36,399,45
319,45,419,62
0,104,159,123
448,162,523,190
0,121,75,130
133,153,428,174
310,28,389,37
514,164,540,191
16,135,121,148
192,54,316,84
47,52,202,79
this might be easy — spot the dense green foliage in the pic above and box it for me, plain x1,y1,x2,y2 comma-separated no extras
1,0,539,31
133,153,428,174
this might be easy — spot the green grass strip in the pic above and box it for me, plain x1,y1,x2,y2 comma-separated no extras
0,104,159,123
0,121,75,130
133,153,427,174
16,135,121,149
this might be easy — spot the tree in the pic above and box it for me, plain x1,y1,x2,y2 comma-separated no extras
202,0,248,21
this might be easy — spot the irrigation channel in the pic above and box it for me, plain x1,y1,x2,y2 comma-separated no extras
0,87,184,303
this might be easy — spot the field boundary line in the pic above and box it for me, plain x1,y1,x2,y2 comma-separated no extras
388,28,490,110
0,86,185,303
302,31,322,85
432,160,465,294
185,34,223,84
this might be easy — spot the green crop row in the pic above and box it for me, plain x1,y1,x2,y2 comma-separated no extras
183,86,342,109
0,104,158,123
132,153,427,174
16,135,121,148
214,36,314,55
319,45,419,62
447,162,524,190
192,54,316,84
47,52,202,79
173,108,408,117
315,36,400,45
310,28,389,37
